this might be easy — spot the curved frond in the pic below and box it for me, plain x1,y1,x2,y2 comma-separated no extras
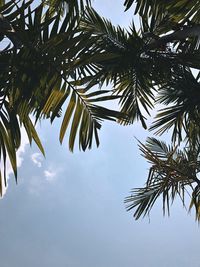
151,69,200,142
125,137,200,220
42,82,122,151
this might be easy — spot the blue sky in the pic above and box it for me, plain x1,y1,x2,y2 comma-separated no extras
0,1,200,267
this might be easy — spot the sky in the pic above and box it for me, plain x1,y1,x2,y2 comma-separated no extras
1,1,200,267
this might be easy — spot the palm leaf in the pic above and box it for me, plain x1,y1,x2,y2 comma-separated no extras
125,137,200,219
0,0,97,193
150,69,200,143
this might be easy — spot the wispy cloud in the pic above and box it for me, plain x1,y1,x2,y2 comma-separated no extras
28,168,58,195
31,152,43,168
44,169,57,182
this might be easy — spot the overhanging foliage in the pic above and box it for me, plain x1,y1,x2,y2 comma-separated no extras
1,0,200,221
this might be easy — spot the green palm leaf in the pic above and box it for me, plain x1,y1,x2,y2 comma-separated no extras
125,137,200,220
150,69,200,142
0,0,98,193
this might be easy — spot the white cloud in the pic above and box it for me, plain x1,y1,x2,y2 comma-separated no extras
31,152,43,168
44,169,57,182
28,168,59,196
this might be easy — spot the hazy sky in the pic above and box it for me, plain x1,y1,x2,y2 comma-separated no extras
1,1,200,267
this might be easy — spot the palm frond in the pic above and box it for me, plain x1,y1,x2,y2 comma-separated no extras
125,137,200,219
43,0,91,17
150,69,200,143
73,8,156,128
125,0,200,25
0,0,99,193
0,0,126,190
189,186,200,221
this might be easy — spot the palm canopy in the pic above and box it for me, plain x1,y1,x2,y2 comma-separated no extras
0,0,123,195
1,0,200,221
71,0,200,220
77,5,200,127
120,0,200,220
